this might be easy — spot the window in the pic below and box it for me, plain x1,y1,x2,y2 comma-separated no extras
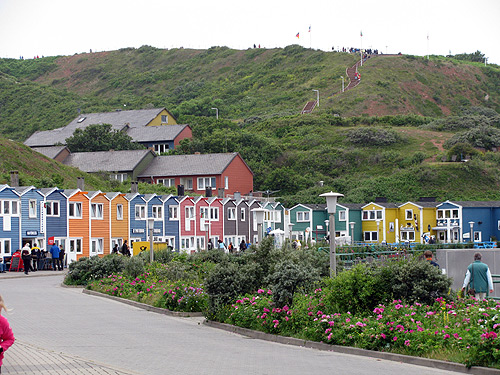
135,205,146,220
338,210,346,221
181,178,193,190
240,208,246,221
363,231,378,242
169,206,179,220
362,209,382,220
2,201,18,216
225,176,229,190
452,210,459,218
152,205,163,220
154,144,169,154
200,207,209,219
69,202,82,219
161,115,168,123
91,203,103,219
68,238,82,254
228,208,236,220
29,200,37,218
111,238,123,249
91,238,104,254
46,201,59,217
297,211,310,222
197,177,216,190
110,173,128,182
117,204,123,220
0,239,11,255
401,231,415,241
158,178,175,187
405,209,413,220
210,207,219,220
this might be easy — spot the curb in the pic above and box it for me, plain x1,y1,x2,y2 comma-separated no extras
203,320,500,375
82,289,204,318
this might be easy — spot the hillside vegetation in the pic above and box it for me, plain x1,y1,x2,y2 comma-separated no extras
0,46,499,204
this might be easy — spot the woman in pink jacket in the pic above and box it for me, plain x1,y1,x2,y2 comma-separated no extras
0,296,15,373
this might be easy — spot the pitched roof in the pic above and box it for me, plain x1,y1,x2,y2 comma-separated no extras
340,203,364,210
138,152,247,177
32,146,69,159
63,149,154,173
24,108,168,147
449,201,500,208
126,125,190,143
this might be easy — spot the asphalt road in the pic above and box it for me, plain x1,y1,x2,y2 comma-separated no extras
0,274,470,375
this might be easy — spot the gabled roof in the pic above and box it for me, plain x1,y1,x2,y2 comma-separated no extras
12,186,40,196
32,146,69,159
138,152,252,177
446,200,500,208
398,201,438,209
39,187,60,197
125,193,145,202
24,108,173,147
105,192,124,200
126,125,190,143
63,149,155,173
61,189,83,198
362,202,399,209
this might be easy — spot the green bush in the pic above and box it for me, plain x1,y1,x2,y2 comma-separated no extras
124,256,145,278
346,127,405,146
65,255,127,285
444,125,500,150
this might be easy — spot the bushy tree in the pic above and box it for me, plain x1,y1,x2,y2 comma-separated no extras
444,125,500,150
346,127,405,146
65,123,145,152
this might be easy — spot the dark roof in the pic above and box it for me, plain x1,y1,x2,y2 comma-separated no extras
138,152,246,177
340,203,364,210
63,150,154,173
449,201,500,208
302,203,327,210
32,146,69,159
24,108,167,147
126,125,189,143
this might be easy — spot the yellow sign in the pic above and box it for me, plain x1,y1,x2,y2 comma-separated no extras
132,241,150,256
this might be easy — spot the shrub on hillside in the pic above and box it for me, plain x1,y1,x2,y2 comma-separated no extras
421,115,494,132
346,127,405,146
444,125,500,150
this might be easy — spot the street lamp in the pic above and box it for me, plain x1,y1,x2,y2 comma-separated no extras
252,208,266,245
312,89,319,107
319,191,344,277
340,76,344,93
211,107,219,120
147,218,155,263
469,221,474,242
350,222,355,245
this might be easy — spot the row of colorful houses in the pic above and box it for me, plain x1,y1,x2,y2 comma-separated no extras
2,184,500,264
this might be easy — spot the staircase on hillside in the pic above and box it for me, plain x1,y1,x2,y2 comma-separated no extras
301,100,317,114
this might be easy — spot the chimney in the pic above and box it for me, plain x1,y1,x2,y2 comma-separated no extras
234,191,241,201
217,188,225,198
10,171,19,187
374,197,387,203
77,177,85,190
130,181,138,193
205,187,212,197
177,184,185,196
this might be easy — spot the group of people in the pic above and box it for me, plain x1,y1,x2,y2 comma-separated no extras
205,239,250,254
111,240,131,256
20,243,66,275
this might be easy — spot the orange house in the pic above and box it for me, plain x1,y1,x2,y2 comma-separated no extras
106,192,129,252
63,189,90,262
88,191,110,257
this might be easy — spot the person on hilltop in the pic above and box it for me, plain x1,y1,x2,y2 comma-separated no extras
0,295,15,374
462,252,494,301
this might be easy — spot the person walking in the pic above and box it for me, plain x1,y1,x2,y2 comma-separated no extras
239,239,246,252
423,250,439,268
21,244,32,275
59,246,65,270
49,243,61,271
0,295,15,374
121,240,131,257
462,252,494,301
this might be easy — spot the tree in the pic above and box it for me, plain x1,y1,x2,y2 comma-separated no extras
65,124,144,152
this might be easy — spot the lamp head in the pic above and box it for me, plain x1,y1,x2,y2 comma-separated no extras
319,192,344,214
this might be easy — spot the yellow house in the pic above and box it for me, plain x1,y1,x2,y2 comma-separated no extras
396,202,437,243
361,201,398,243
145,108,178,126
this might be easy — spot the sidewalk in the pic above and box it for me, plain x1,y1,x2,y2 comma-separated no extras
0,269,68,279
3,341,138,374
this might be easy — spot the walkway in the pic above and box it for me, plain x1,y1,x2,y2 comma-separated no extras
0,275,475,374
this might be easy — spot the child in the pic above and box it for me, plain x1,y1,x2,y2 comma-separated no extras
0,295,15,374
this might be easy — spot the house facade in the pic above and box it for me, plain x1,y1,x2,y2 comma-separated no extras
0,185,20,258
106,192,129,251
14,186,45,249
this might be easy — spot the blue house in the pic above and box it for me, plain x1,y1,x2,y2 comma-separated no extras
145,194,165,242
162,195,180,251
0,185,21,258
40,187,68,251
14,186,45,249
126,192,147,244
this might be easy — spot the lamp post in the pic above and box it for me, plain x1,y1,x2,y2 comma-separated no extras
252,208,266,245
340,76,344,92
312,89,319,107
211,107,219,120
350,222,355,245
147,218,155,263
320,191,344,277
469,221,474,242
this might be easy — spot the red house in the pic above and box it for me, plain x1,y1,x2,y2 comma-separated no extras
138,152,253,196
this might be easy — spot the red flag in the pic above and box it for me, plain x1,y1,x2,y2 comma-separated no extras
296,32,299,38
48,236,55,246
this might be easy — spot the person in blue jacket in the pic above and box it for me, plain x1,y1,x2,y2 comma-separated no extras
49,243,61,271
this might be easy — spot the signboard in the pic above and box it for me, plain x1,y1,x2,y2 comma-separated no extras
132,241,149,256
132,228,145,234
40,201,45,234
48,236,55,246
153,228,161,234
26,230,39,236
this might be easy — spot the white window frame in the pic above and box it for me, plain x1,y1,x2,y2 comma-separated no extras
210,207,219,220
91,238,104,255
297,211,310,222
362,209,382,221
69,202,82,219
0,239,11,256
29,199,37,218
158,178,175,187
161,114,168,123
405,209,413,220
154,144,170,154
111,238,123,250
363,231,378,242
68,238,83,254
228,207,236,220
197,177,216,190
338,210,346,221
152,205,163,220
224,176,229,190
110,173,128,182
135,204,146,220
169,206,179,220
91,203,103,219
117,204,123,220
240,207,246,221
401,231,415,241
45,201,59,217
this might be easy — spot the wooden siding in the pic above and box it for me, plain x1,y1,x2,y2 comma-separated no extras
68,192,89,259
220,154,253,195
90,193,110,256
44,190,67,240
110,195,129,243
174,126,193,147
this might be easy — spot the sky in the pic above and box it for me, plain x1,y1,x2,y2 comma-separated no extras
0,0,499,64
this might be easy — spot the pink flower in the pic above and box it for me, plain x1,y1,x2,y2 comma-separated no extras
257,289,265,294
443,334,450,339
380,333,386,339
404,340,410,346
393,336,397,341
346,318,351,323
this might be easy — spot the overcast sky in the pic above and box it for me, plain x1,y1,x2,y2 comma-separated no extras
0,0,499,64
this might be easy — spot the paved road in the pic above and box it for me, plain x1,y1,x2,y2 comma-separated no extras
0,273,468,374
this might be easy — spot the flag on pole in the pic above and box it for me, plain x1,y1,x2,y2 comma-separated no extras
296,32,300,38
308,25,311,32
360,31,363,37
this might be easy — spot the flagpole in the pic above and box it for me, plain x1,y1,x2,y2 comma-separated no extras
427,33,430,60
360,31,363,67
309,25,312,49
